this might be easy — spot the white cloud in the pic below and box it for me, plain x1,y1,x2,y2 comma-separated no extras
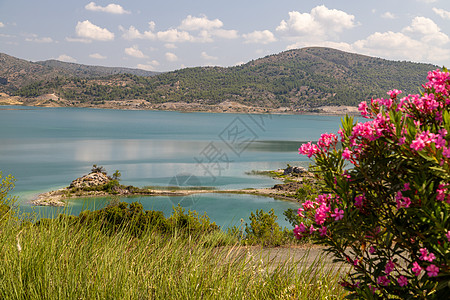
0,22,4,28
56,54,76,63
403,16,449,45
176,15,238,42
124,45,148,58
157,29,195,43
165,52,178,62
120,25,155,40
89,53,106,59
381,12,396,19
66,37,92,43
201,51,218,60
179,15,223,31
213,29,239,39
276,5,356,41
417,0,437,3
354,25,449,64
164,43,177,49
75,20,114,41
243,30,276,44
148,21,156,31
137,60,159,71
433,7,450,19
25,36,53,43
85,2,130,14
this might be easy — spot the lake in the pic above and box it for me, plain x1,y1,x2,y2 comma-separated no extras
0,106,343,228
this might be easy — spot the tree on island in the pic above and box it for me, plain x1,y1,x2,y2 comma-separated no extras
90,164,107,175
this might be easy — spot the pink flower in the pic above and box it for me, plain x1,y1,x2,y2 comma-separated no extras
426,264,439,277
309,225,316,234
318,226,327,237
331,208,344,221
397,275,408,287
299,142,319,158
403,183,410,191
293,224,306,239
387,89,402,98
446,230,450,242
297,207,305,218
419,248,436,262
358,101,370,118
317,133,338,150
355,195,365,208
385,260,395,275
412,262,422,276
342,147,352,160
377,275,390,286
410,138,426,151
302,200,315,210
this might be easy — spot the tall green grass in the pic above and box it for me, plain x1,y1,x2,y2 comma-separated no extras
0,214,347,299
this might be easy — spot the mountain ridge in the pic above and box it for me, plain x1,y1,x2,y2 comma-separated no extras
0,47,440,112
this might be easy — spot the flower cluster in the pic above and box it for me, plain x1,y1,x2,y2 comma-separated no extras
296,69,450,298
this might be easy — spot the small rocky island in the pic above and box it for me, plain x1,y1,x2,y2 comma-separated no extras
32,165,211,206
32,165,314,206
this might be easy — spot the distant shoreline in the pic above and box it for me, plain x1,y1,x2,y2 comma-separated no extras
0,95,359,116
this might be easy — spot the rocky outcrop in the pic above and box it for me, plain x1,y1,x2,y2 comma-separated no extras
69,172,110,189
283,165,309,176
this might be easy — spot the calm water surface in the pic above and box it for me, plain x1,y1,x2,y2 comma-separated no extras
0,106,343,228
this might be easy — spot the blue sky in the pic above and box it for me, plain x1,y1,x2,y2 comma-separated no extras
1,0,449,71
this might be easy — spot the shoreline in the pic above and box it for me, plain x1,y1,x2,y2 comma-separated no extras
0,95,359,116
32,168,309,207
31,187,301,207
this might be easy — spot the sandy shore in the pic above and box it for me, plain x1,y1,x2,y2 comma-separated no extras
0,93,359,116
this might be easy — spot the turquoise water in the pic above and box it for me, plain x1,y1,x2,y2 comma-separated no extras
0,106,343,228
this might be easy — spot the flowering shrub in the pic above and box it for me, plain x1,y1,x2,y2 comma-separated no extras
297,69,450,298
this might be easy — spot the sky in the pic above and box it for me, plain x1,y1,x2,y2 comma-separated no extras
1,0,450,72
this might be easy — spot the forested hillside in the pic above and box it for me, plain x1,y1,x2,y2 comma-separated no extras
1,47,438,109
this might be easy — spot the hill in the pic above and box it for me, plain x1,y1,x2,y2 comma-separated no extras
36,60,159,78
1,48,439,112
0,53,158,94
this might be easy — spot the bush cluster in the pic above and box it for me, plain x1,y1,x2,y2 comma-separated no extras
297,69,450,298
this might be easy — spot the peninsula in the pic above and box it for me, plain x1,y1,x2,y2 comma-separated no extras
32,165,312,207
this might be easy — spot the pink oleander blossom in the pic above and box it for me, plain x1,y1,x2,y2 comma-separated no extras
385,260,395,275
317,133,338,150
387,89,402,98
377,275,390,286
419,248,436,262
297,207,305,218
403,183,410,191
331,208,344,221
397,276,408,287
302,200,315,210
299,142,319,158
318,226,327,236
426,264,439,277
342,147,352,160
412,262,423,276
354,194,365,208
358,101,370,118
293,224,305,239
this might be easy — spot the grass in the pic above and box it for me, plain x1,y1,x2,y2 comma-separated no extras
0,212,347,299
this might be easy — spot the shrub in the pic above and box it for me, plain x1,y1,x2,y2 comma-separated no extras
245,209,286,246
296,69,450,298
